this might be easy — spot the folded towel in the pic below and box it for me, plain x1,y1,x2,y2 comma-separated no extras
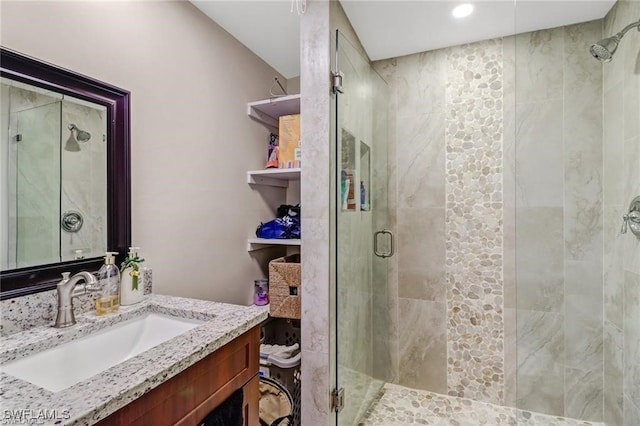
260,343,299,359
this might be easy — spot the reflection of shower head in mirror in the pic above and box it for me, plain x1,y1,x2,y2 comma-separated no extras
64,133,80,152
68,123,91,142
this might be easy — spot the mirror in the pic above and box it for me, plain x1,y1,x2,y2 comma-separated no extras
0,48,130,299
1,78,108,269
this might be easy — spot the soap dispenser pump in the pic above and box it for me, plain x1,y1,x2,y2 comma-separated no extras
120,246,145,306
96,251,120,315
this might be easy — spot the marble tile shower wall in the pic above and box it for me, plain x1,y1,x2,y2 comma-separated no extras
375,45,452,395
602,1,640,425
60,101,108,262
373,17,629,422
4,86,62,269
511,21,605,422
374,37,507,405
300,1,332,424
337,33,375,381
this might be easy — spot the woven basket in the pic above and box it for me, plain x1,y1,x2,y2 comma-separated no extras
268,254,301,319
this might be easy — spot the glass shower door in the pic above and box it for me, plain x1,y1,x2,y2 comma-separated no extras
15,102,62,268
334,30,391,425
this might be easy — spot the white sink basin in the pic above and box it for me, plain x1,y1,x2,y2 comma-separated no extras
1,313,203,392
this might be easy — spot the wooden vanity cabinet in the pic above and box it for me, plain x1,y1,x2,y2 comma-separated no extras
95,326,260,426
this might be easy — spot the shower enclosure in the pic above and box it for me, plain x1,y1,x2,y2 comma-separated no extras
333,30,391,425
331,0,639,424
0,78,108,271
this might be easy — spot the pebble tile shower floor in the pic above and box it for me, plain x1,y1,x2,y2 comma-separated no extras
359,384,604,426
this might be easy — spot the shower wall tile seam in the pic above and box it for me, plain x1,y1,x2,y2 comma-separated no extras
562,19,606,422
391,74,400,385
599,15,606,419
500,35,507,414
563,62,568,416
513,96,564,104
598,14,605,400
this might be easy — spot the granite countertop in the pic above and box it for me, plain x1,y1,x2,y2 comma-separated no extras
0,294,269,425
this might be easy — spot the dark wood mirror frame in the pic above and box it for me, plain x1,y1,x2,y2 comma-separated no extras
0,47,131,300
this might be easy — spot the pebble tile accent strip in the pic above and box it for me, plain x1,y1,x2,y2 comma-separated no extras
360,384,603,426
444,38,505,404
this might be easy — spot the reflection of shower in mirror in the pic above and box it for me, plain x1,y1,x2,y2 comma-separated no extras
64,133,80,152
65,124,91,152
1,76,109,271
68,124,91,142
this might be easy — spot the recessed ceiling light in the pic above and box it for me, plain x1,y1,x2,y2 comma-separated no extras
452,3,474,19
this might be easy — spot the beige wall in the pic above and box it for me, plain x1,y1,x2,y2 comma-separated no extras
287,76,301,94
1,1,291,305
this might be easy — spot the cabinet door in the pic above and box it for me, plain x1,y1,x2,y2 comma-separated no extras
96,327,260,426
243,375,260,426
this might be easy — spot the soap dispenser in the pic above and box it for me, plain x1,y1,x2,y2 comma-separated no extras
96,251,120,315
120,247,145,306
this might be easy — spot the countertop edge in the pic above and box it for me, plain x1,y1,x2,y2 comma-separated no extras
0,295,270,426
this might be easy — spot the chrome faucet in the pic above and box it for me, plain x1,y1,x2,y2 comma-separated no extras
54,271,98,328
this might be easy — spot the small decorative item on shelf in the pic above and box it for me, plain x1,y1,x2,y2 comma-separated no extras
341,170,356,211
120,246,145,306
254,279,269,306
268,254,301,319
256,204,301,239
266,133,279,168
278,114,300,169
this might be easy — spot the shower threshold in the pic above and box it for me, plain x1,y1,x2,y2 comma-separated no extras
358,383,604,426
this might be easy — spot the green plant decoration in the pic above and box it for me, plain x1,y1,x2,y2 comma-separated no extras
121,255,145,291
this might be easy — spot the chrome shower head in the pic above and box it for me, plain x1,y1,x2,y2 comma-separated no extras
68,123,91,142
590,35,620,62
591,19,640,62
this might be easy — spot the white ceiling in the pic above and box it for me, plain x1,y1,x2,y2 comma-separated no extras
191,1,301,78
191,0,616,79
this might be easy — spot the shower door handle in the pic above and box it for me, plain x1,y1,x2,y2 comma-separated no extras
374,230,394,258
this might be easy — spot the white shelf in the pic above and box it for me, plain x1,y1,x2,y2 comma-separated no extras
247,168,301,187
246,95,302,252
247,94,300,131
247,238,301,252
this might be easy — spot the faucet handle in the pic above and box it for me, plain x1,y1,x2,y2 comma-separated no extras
59,272,71,283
